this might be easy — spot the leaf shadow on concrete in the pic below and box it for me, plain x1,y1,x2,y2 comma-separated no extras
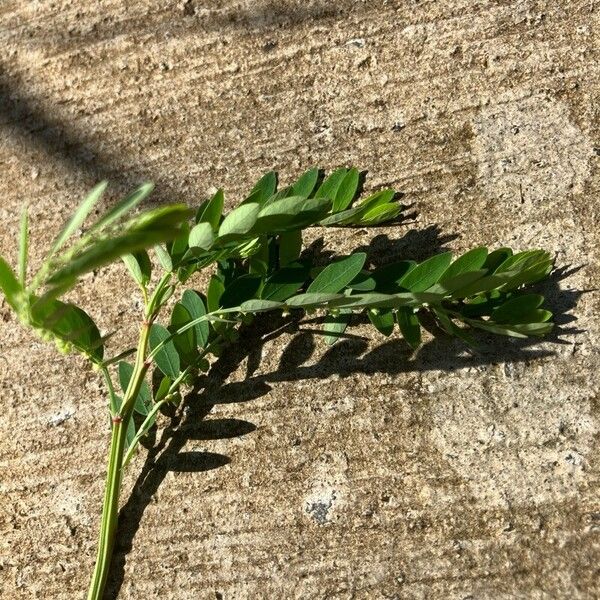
104,245,585,599
0,66,181,205
19,1,374,51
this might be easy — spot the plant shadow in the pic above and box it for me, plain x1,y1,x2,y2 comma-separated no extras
104,254,585,599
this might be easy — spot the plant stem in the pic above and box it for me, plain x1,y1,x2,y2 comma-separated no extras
87,322,151,600
86,417,128,600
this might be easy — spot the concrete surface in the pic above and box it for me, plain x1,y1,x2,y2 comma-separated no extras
0,1,599,598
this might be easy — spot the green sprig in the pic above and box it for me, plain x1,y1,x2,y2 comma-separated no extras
0,169,557,600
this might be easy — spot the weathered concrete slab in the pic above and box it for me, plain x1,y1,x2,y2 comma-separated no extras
0,1,598,598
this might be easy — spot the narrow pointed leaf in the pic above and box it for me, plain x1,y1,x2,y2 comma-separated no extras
334,168,360,211
91,182,153,232
315,168,347,201
47,227,183,287
240,299,284,313
49,181,108,255
196,189,224,229
250,171,277,204
0,256,22,310
286,293,344,308
291,168,319,198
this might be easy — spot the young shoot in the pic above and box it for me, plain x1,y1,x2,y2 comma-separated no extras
0,168,555,599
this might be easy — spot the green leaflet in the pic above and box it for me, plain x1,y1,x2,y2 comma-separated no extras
368,309,395,337
359,203,402,225
220,275,263,308
451,273,511,298
440,247,488,281
31,299,104,361
206,275,225,312
262,262,310,302
188,222,215,250
323,310,352,345
396,306,421,349
240,299,284,313
318,206,363,226
427,269,487,295
122,251,152,287
466,319,553,338
254,196,331,233
0,256,22,311
500,258,554,291
291,168,319,198
47,229,181,288
154,244,173,271
333,168,360,212
314,168,347,202
358,189,395,211
195,189,224,229
154,375,172,402
318,188,397,226
285,293,344,308
307,253,367,294
347,271,376,292
372,261,416,293
494,250,543,273
484,247,512,272
167,222,190,266
91,182,154,233
398,252,453,292
180,290,209,348
250,171,277,204
149,323,180,379
125,411,136,450
331,292,441,310
170,302,197,361
279,229,303,266
491,294,549,324
117,361,152,416
433,308,476,346
48,181,108,256
218,203,261,241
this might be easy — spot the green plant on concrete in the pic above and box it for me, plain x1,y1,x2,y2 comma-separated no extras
0,168,554,599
